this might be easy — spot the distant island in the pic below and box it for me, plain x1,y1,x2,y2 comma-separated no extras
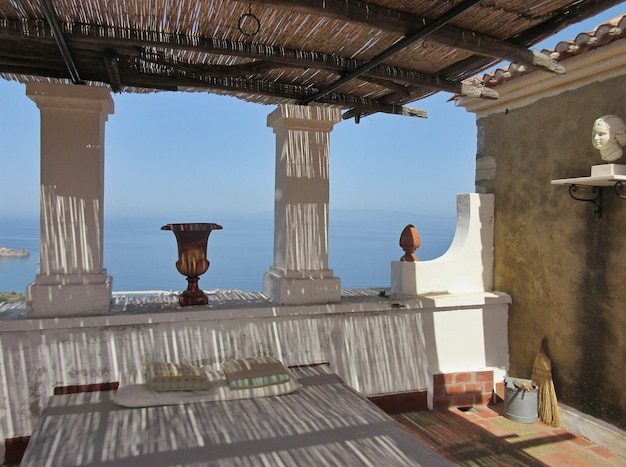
0,246,29,257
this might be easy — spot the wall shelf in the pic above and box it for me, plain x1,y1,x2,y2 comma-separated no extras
551,171,626,218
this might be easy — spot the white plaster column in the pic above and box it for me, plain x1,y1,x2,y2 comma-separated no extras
26,83,114,317
263,104,342,305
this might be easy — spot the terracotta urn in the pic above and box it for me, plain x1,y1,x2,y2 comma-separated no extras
399,224,421,261
161,223,223,306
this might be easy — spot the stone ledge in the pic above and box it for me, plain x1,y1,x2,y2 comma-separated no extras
559,403,626,459
0,290,511,331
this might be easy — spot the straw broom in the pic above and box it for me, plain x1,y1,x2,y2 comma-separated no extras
531,338,560,427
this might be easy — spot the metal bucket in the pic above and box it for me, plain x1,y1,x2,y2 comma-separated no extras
504,377,538,424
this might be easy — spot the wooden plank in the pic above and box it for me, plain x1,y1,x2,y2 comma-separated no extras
0,19,491,98
103,49,122,92
111,62,428,117
245,0,565,73
298,0,483,105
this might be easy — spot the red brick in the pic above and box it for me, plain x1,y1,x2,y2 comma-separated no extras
433,399,451,409
392,401,614,466
368,391,429,414
4,435,30,464
444,383,466,396
394,392,428,412
54,381,119,395
451,394,475,407
589,445,622,459
433,373,454,385
475,370,493,382
464,382,484,393
454,372,473,383
473,405,500,418
368,394,396,413
477,393,493,406
433,385,448,398
569,435,594,447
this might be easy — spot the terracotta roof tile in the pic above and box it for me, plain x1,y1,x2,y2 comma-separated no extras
475,14,626,88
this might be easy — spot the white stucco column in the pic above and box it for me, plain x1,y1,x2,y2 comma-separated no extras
26,83,114,317
263,104,342,305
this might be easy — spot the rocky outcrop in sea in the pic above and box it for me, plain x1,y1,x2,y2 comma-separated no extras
0,246,29,257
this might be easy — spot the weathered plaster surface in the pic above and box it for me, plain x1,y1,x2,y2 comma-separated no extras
476,73,626,430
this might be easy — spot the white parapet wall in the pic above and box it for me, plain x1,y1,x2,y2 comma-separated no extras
0,289,510,457
391,193,494,296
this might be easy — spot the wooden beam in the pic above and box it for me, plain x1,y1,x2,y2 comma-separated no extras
118,54,428,117
245,0,565,74
0,19,493,98
141,52,278,78
67,23,467,93
0,38,425,117
365,77,411,98
342,105,427,121
343,76,499,121
0,19,499,108
103,49,122,92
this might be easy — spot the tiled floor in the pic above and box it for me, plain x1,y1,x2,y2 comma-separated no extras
394,403,626,466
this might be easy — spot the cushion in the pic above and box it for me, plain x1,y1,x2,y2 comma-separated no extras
113,368,302,408
144,362,211,391
222,356,291,389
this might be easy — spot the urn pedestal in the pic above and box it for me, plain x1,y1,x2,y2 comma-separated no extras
161,223,222,306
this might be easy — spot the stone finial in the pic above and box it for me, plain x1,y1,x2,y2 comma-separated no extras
592,115,626,162
399,224,421,261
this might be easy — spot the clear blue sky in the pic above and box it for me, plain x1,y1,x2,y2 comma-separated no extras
1,5,624,221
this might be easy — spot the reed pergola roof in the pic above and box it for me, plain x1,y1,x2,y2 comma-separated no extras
0,0,622,120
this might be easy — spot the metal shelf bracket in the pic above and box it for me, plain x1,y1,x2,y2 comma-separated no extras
568,185,604,218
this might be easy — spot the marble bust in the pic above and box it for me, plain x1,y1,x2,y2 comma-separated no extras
592,115,626,162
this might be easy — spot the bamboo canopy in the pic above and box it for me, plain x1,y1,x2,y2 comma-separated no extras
0,0,622,119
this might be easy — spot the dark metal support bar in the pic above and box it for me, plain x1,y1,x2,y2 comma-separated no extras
568,185,603,218
40,0,83,84
297,0,483,106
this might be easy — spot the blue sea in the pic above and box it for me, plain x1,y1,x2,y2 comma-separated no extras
0,212,455,293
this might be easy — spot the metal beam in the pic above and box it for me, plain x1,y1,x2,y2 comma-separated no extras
40,0,83,84
298,0,483,105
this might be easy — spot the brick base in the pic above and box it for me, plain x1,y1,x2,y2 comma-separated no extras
433,370,494,409
368,391,428,414
3,436,29,465
53,381,119,395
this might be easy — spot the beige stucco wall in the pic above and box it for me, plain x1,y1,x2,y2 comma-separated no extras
475,72,626,430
